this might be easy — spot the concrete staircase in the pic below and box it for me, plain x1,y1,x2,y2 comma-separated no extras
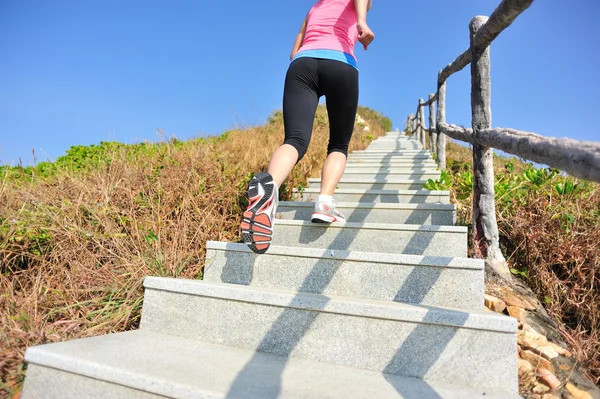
21,131,520,398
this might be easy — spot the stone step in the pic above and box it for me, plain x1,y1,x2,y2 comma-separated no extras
139,278,518,392
353,150,429,154
346,159,437,165
343,163,438,171
348,154,434,161
366,142,422,147
276,201,455,225
293,188,450,204
365,144,423,150
341,170,441,180
308,177,427,191
204,241,483,309
271,219,467,257
22,329,520,399
361,141,423,145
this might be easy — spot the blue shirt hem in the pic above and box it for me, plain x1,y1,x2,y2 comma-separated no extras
292,49,358,71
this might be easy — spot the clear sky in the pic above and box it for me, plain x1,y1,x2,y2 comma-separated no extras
1,0,599,166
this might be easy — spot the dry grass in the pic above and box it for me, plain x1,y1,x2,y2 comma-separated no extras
0,106,390,397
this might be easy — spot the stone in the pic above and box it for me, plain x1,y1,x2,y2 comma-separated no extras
565,383,593,399
562,391,576,399
538,368,561,391
548,342,572,357
518,329,559,360
535,345,560,361
519,327,548,347
503,292,537,310
507,306,528,323
533,382,551,394
518,358,535,378
485,295,507,313
520,350,555,374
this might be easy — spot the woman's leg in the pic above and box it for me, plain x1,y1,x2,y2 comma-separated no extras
319,59,359,196
267,144,298,188
270,57,320,187
241,58,320,253
319,152,347,196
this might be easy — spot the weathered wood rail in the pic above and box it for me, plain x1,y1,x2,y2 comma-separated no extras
405,0,600,278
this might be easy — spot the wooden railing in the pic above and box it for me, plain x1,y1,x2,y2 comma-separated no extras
405,0,600,279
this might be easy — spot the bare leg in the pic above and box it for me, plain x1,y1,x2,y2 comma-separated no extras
319,151,346,196
267,144,299,187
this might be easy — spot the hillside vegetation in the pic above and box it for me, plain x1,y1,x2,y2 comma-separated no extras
424,140,600,385
0,106,391,396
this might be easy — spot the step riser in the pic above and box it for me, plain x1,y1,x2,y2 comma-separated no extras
367,142,421,145
271,223,467,257
347,159,437,165
341,172,440,180
308,181,426,190
140,286,517,391
365,146,423,150
354,150,429,154
204,245,483,309
294,191,450,204
344,165,438,170
348,154,435,163
23,365,163,399
276,205,455,225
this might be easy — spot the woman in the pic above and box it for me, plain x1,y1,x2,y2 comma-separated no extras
241,0,375,254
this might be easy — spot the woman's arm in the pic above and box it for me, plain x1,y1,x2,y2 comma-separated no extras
354,0,375,50
354,0,369,23
290,14,308,60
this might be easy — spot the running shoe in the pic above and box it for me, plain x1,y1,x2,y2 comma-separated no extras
311,199,346,223
240,172,279,254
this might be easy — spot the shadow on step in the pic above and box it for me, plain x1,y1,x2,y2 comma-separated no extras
224,140,463,399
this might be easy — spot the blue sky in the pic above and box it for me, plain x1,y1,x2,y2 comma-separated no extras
1,0,599,166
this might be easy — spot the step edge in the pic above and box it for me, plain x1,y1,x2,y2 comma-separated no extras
206,241,482,270
292,188,450,195
142,278,516,333
278,201,456,210
272,219,467,233
308,178,430,183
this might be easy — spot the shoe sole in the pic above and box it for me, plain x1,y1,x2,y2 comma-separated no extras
240,172,276,254
311,212,344,224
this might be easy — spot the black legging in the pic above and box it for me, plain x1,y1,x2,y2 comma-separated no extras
282,57,359,162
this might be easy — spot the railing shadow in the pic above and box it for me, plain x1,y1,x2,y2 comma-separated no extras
218,133,463,398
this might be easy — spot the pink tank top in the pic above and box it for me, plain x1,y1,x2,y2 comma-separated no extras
298,0,359,59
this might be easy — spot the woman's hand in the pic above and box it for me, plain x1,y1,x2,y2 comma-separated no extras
358,21,375,50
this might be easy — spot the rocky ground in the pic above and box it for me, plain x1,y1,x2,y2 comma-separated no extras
484,281,600,399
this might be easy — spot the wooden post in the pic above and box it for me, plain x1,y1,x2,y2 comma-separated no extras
418,99,425,148
469,16,508,278
436,74,447,170
428,93,436,156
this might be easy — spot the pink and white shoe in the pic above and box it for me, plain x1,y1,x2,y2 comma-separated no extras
240,172,279,254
